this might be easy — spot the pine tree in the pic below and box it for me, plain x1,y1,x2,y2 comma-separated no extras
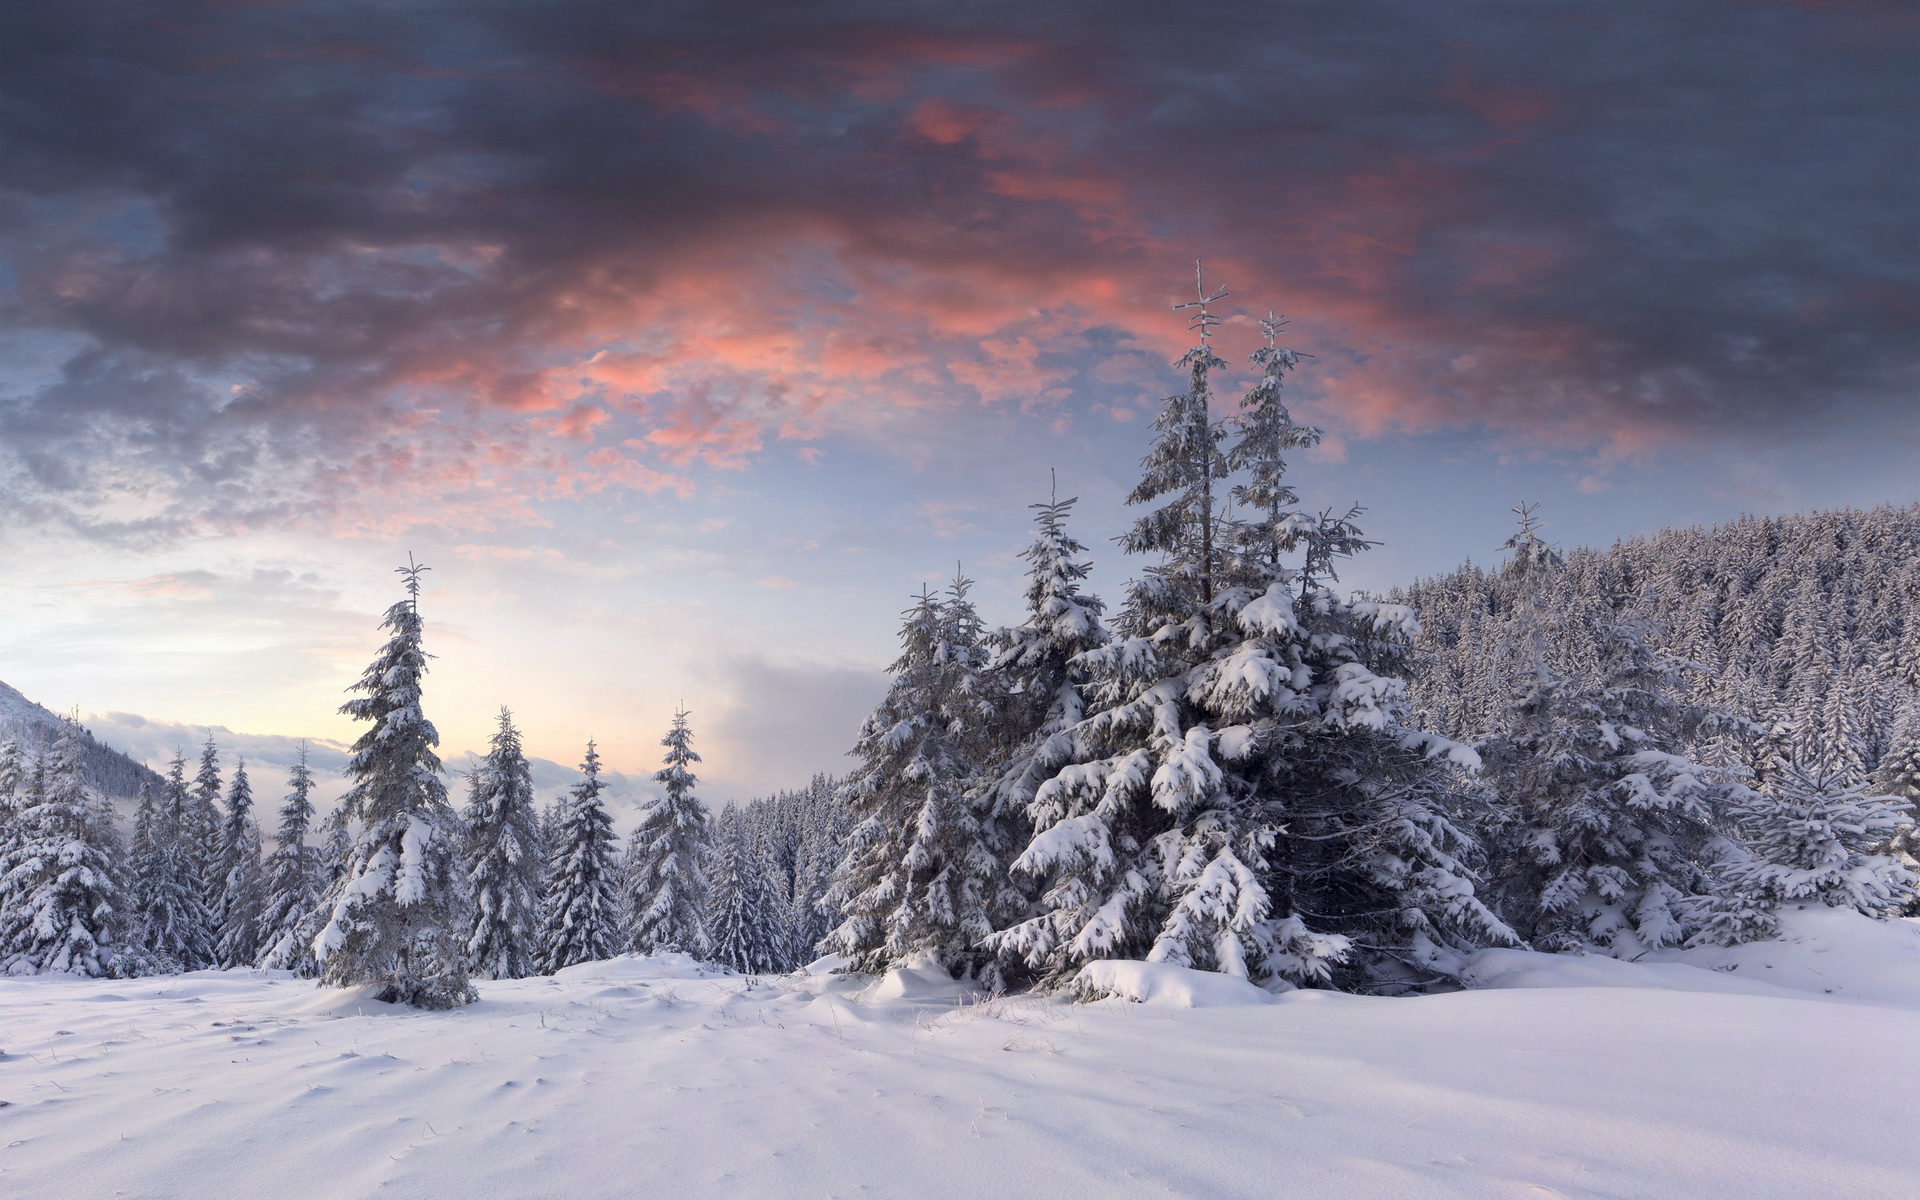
0,719,129,976
1227,310,1320,580
314,559,475,1008
214,760,265,968
991,271,1509,992
1497,502,1563,583
190,734,225,929
0,738,23,857
539,740,623,972
133,752,216,969
979,491,1110,888
463,707,544,980
623,709,714,956
707,814,784,974
257,746,324,975
1697,764,1915,943
822,574,1009,977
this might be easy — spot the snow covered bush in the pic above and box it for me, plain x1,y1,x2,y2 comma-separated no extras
1697,765,1915,944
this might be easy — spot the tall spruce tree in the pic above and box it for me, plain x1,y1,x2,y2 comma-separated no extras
314,559,475,1008
257,746,324,975
0,719,129,976
979,492,1110,892
1226,311,1320,579
214,760,265,968
822,574,1010,978
134,752,216,969
463,708,544,980
623,709,714,955
540,740,622,972
992,269,1510,991
190,734,225,928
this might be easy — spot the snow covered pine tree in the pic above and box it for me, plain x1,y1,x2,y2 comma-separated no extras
822,573,1014,979
463,707,544,980
257,745,325,975
1697,765,1915,944
314,558,475,1008
623,709,714,956
132,752,216,970
974,488,1110,979
540,740,623,972
991,268,1511,993
0,718,130,976
214,760,265,968
190,734,226,937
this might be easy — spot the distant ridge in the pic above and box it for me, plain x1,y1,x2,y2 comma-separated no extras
0,678,165,798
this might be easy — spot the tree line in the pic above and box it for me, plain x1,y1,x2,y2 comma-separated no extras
3,267,1914,1001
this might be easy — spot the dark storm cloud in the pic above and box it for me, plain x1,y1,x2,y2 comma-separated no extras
1,0,1912,538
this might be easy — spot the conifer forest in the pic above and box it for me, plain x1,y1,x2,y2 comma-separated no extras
3,2,1914,1195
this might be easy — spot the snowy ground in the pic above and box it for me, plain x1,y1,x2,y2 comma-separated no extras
4,909,1917,1200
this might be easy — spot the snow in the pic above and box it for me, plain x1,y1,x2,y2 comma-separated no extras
3,915,1917,1199
1074,959,1281,1007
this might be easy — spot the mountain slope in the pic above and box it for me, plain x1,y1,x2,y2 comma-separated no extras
0,678,164,798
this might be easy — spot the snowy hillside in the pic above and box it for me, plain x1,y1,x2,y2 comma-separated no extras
0,678,160,799
2,906,1914,1200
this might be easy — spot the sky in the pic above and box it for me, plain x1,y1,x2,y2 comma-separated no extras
1,0,1915,804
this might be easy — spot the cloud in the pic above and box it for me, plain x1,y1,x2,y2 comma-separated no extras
700,652,887,800
2,1,1910,541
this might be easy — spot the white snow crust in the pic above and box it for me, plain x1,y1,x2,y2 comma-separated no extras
3,912,1916,1199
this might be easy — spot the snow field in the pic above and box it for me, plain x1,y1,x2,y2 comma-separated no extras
3,915,1917,1200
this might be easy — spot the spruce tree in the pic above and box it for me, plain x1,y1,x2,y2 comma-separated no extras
822,574,1009,977
540,740,622,972
0,719,129,976
214,760,265,968
1871,707,1920,906
257,746,324,975
978,492,1110,894
1697,765,1915,943
0,738,22,860
190,734,225,927
463,707,544,980
134,752,216,969
314,559,474,1008
992,270,1510,991
623,709,714,955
